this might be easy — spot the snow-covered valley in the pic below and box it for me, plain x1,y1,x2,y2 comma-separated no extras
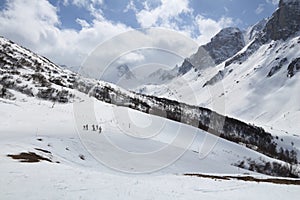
1,94,300,199
1,0,300,198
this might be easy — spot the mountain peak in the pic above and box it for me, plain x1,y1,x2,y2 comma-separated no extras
216,27,241,35
117,64,134,78
264,0,300,41
202,27,245,65
177,27,245,76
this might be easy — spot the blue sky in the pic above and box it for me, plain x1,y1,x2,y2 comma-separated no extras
0,0,279,67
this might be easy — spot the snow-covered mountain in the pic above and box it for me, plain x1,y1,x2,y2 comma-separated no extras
177,27,245,76
100,63,179,89
138,0,300,140
97,63,140,89
140,27,246,85
116,64,136,80
1,1,300,196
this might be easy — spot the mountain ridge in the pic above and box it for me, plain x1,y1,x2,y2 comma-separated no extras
137,0,300,143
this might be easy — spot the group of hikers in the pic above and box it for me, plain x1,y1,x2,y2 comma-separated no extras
83,124,102,133
82,122,132,134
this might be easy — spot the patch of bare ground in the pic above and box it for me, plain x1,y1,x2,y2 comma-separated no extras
184,173,300,185
7,152,52,163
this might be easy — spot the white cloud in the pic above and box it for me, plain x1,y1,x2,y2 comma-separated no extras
133,0,235,46
0,0,237,69
255,4,265,14
61,0,105,20
124,0,137,13
0,0,198,68
135,0,191,28
117,52,145,65
76,18,90,28
63,0,103,7
80,28,199,80
0,0,59,45
0,0,130,67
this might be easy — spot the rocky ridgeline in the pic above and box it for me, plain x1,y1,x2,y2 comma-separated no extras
265,0,300,41
225,0,300,68
178,27,245,75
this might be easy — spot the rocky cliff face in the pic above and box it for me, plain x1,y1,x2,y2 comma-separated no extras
203,27,245,65
174,0,300,78
177,27,245,75
224,0,300,68
264,0,300,41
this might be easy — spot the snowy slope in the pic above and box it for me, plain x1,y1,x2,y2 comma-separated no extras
1,159,299,199
1,32,299,171
0,93,260,174
144,37,300,135
1,92,300,199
